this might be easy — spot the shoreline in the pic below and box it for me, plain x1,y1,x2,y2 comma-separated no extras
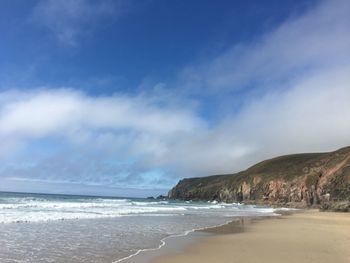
150,210,350,263
118,210,290,263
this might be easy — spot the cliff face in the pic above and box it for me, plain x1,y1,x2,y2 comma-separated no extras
168,147,350,210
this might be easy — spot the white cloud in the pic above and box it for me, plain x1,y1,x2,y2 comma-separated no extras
0,89,203,141
31,0,125,46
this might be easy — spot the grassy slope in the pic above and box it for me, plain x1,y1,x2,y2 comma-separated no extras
169,147,350,209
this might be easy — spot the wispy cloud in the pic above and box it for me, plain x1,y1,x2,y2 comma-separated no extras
31,0,126,46
179,0,350,94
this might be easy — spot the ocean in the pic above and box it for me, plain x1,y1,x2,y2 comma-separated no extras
0,191,281,263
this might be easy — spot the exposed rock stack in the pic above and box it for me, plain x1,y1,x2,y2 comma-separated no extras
168,147,350,211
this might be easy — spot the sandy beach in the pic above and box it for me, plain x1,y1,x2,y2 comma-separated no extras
151,211,350,263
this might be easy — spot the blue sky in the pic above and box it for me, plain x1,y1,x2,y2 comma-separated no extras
1,0,314,91
0,0,349,197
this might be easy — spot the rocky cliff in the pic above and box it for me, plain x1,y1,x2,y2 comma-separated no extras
168,147,350,211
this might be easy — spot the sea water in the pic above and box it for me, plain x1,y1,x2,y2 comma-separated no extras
0,191,281,263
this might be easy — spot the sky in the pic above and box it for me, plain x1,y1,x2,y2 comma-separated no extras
0,0,349,197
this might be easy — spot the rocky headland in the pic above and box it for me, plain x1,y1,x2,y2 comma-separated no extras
168,147,350,211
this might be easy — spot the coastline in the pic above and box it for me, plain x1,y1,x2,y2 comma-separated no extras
119,210,289,263
113,216,247,263
150,210,350,263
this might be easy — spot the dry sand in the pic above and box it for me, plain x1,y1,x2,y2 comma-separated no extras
151,211,350,263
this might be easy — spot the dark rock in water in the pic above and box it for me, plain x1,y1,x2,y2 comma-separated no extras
146,196,155,200
156,195,169,200
168,146,350,211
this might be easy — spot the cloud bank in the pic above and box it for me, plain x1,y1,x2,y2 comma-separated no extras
1,0,350,194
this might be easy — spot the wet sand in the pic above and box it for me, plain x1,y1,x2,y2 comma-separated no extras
151,211,350,263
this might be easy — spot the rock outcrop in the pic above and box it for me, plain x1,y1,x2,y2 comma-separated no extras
168,147,350,210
